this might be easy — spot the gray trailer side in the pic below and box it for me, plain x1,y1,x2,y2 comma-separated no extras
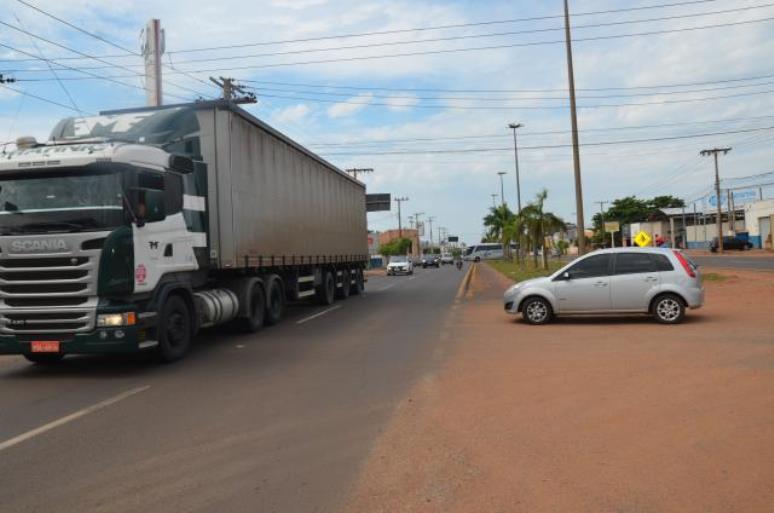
196,105,367,269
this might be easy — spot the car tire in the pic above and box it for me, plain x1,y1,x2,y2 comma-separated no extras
652,294,685,324
521,297,553,325
156,294,192,363
24,353,65,365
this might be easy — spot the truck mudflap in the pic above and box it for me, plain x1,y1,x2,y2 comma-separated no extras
0,309,159,355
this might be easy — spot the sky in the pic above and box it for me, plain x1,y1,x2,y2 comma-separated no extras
2,0,774,244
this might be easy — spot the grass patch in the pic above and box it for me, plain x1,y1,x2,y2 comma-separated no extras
487,259,564,283
702,272,728,282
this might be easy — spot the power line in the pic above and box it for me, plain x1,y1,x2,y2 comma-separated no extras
11,0,214,97
316,125,774,156
6,13,773,75
0,83,94,114
104,2,774,67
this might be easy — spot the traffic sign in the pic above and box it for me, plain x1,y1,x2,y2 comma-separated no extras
604,221,620,233
633,231,652,247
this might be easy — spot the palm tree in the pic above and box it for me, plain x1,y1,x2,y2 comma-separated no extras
483,205,515,257
518,189,566,268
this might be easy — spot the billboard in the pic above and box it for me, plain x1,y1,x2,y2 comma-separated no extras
705,189,757,208
447,235,459,242
366,193,391,212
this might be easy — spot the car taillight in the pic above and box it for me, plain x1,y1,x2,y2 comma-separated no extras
673,250,696,278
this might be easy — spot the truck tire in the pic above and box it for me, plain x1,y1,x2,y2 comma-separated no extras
24,353,65,365
336,269,351,300
264,275,285,326
156,294,192,363
317,270,335,305
230,282,266,333
350,268,365,295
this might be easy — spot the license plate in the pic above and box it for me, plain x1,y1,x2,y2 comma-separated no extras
30,341,60,353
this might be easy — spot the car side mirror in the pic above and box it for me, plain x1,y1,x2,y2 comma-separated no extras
562,271,572,280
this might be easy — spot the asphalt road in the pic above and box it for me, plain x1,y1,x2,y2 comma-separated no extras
0,265,468,513
692,255,774,270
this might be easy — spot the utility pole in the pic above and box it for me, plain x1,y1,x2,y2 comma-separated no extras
497,171,507,207
141,18,164,106
700,147,731,253
508,123,524,214
345,167,373,180
564,0,586,255
394,196,408,238
209,76,257,104
595,200,608,245
427,216,436,252
728,189,736,236
490,194,498,209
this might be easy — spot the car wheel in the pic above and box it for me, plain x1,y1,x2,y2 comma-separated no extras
521,297,553,325
653,294,685,324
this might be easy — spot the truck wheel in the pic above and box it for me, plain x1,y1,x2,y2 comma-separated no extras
336,269,351,300
24,353,65,365
231,283,265,333
156,295,192,363
317,270,335,305
350,269,365,295
264,275,285,326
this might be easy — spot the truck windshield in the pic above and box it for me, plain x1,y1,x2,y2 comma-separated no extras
0,168,124,234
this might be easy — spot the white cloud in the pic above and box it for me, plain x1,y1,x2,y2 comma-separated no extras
272,103,311,124
385,94,419,111
327,93,373,118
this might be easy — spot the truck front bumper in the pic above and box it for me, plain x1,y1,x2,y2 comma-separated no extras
0,325,152,355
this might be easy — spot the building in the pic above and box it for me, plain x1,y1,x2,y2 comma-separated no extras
745,199,774,249
378,228,421,256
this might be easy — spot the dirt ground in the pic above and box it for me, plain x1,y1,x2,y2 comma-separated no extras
345,264,774,513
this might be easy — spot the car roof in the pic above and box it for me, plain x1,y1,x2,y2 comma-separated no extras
586,247,674,255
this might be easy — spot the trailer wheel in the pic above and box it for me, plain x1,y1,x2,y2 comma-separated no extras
156,294,192,363
317,270,335,305
336,269,351,300
350,268,365,295
264,275,285,326
231,282,266,333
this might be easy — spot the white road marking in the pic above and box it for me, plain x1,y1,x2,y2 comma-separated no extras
0,385,150,452
296,304,342,325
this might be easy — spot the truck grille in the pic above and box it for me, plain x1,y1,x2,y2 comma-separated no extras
0,240,104,335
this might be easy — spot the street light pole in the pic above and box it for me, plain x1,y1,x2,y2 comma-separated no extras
394,196,409,238
490,194,498,209
700,148,731,253
497,171,507,207
508,123,523,214
564,0,587,255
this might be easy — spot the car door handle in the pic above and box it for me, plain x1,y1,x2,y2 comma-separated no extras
644,276,658,282
593,281,608,287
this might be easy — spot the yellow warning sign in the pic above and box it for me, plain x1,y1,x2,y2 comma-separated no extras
634,230,652,247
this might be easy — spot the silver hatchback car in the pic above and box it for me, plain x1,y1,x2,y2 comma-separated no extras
503,248,704,324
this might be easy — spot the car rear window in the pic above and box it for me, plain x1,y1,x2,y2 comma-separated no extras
614,253,654,274
651,253,674,271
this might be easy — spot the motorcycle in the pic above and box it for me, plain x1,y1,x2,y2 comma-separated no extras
455,260,463,270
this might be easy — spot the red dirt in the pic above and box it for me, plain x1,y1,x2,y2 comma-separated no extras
345,264,774,513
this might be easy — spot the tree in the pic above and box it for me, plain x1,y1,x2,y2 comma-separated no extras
483,204,515,257
380,237,412,256
515,189,565,269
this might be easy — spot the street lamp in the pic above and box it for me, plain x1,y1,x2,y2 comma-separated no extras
497,171,507,207
490,194,498,209
508,123,523,214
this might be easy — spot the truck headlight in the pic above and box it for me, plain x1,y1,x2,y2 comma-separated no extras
97,312,137,327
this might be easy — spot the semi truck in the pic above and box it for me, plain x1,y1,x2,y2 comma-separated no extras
0,101,368,363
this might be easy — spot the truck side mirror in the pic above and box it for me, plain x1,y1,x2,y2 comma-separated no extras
138,189,166,224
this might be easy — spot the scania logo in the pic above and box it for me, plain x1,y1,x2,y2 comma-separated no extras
9,239,68,253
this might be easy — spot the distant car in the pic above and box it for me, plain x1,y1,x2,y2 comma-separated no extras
709,236,753,252
422,255,440,268
387,255,413,276
440,254,454,265
503,248,704,325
